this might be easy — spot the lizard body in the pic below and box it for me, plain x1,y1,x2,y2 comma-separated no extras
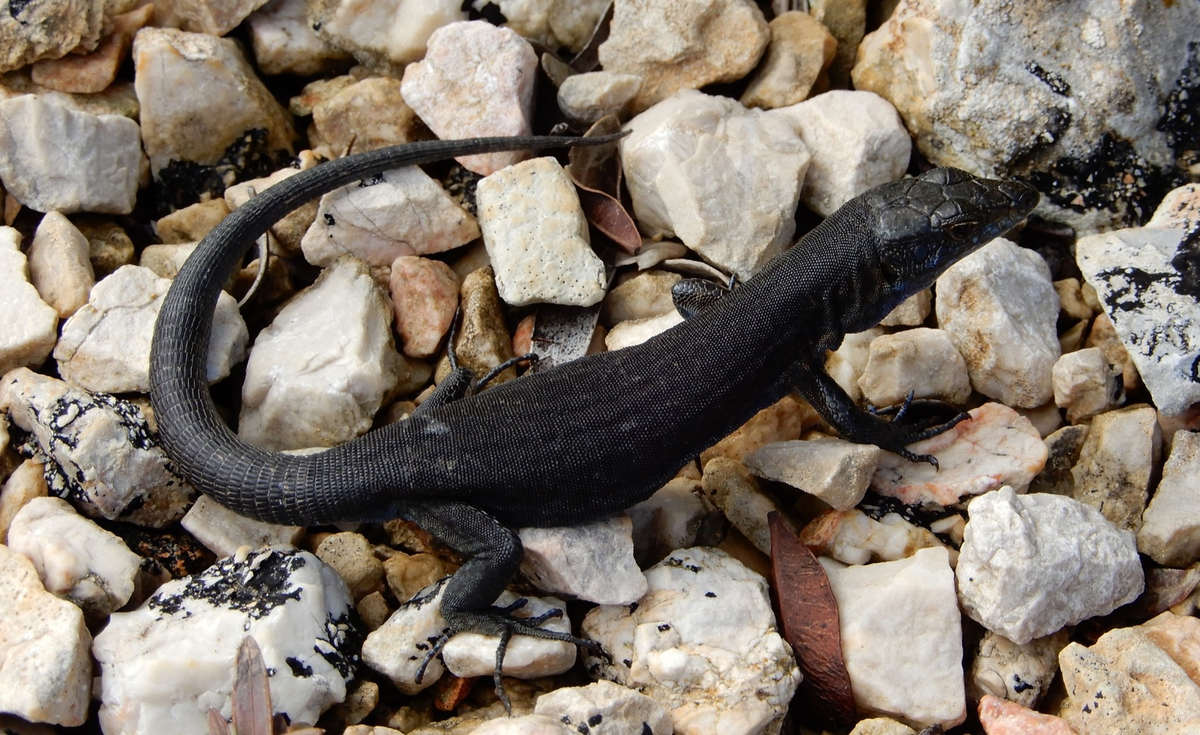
149,135,1037,687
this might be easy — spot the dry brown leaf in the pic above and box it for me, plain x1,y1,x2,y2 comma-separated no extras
768,512,856,730
567,117,641,254
208,708,230,735
231,636,274,735
568,2,613,73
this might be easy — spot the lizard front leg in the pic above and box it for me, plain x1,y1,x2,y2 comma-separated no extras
402,501,599,712
785,358,968,467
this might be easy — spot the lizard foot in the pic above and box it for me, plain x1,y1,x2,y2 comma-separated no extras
416,598,600,714
870,392,970,469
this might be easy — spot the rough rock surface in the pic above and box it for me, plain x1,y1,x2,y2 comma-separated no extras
94,548,356,735
801,509,945,567
819,547,965,729
977,695,1074,735
309,0,466,74
533,680,672,735
484,0,611,54
620,90,810,280
871,403,1047,505
1070,404,1161,534
1059,626,1200,734
305,76,423,160
7,496,142,618
957,487,1144,644
969,630,1068,709
0,544,92,726
389,256,460,359
0,95,142,214
246,0,352,76
583,547,799,734
133,27,295,176
935,238,1060,408
477,157,607,307
740,11,836,110
518,515,646,605
0,0,129,73
240,256,404,451
557,71,642,124
180,494,304,558
853,0,1200,232
0,228,59,377
0,369,196,527
1052,346,1123,422
743,438,879,511
1077,227,1200,417
0,459,49,545
700,457,782,554
599,0,769,113
400,21,537,175
55,265,248,394
775,90,911,217
1139,431,1200,567
857,327,971,407
26,212,94,319
154,0,273,35
300,165,478,268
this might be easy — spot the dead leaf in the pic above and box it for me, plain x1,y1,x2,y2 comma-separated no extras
568,2,613,73
576,188,641,253
768,512,856,730
433,673,476,712
231,636,274,735
566,118,641,254
208,709,230,735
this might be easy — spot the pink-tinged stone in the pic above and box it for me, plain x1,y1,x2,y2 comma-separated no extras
512,314,535,357
977,695,1074,735
400,21,536,175
389,256,459,359
1140,612,1200,687
871,403,1048,506
30,5,153,94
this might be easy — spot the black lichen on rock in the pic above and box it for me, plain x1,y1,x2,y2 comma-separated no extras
148,548,306,619
1025,61,1071,96
155,128,293,215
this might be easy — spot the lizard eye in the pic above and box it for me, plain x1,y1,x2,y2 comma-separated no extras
945,220,979,242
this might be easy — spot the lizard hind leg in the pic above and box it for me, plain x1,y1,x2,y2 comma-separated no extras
671,277,732,319
405,501,599,713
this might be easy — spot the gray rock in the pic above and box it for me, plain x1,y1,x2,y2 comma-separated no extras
620,90,810,280
180,494,304,558
858,327,971,407
1071,404,1161,534
0,0,129,72
518,515,646,605
153,0,271,35
310,0,466,74
1028,424,1089,496
1052,347,1124,422
743,438,879,511
533,680,672,735
0,544,92,726
936,238,1060,408
1139,431,1200,567
94,547,357,735
0,95,142,215
583,547,800,735
968,629,1069,709
957,487,1144,645
0,369,196,527
557,71,642,124
246,0,352,76
0,227,59,377
854,0,1200,232
1077,226,1200,417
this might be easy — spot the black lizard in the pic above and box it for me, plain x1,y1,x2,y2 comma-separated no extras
149,135,1037,697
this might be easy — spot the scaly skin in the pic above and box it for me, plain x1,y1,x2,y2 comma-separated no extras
149,137,1038,699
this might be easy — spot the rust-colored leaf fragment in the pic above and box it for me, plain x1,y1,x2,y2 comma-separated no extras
566,117,641,254
576,187,641,253
433,673,476,712
231,636,274,735
768,512,856,730
208,708,230,735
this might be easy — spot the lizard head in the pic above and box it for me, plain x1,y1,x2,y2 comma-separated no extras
863,167,1039,295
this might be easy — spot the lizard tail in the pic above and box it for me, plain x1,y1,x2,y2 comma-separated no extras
149,135,621,525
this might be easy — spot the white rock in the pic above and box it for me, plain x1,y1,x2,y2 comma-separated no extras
26,212,94,318
598,0,769,113
819,546,965,729
0,544,92,727
153,0,271,35
621,90,811,280
604,311,685,351
0,0,128,73
133,28,294,176
969,630,1068,709
180,494,305,558
772,90,910,217
1070,404,1161,533
533,680,672,735
0,95,141,215
852,0,1200,233
247,0,351,76
802,509,946,567
310,0,466,74
857,328,971,407
472,715,573,734
957,487,1144,644
936,238,1060,408
626,477,713,566
401,21,537,175
362,579,575,690
301,166,479,269
1077,227,1200,417
1148,183,1200,230
871,403,1048,506
94,547,356,735
744,438,879,511
601,270,681,325
239,256,404,451
0,227,59,377
442,591,577,679
1052,346,1123,422
54,265,248,394
557,72,642,124
825,327,884,403
7,496,141,618
879,288,931,327
305,76,423,161
518,515,647,605
701,457,783,554
481,0,611,54
0,459,49,545
476,157,606,307
0,369,195,527
1139,431,1200,567
583,547,800,735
